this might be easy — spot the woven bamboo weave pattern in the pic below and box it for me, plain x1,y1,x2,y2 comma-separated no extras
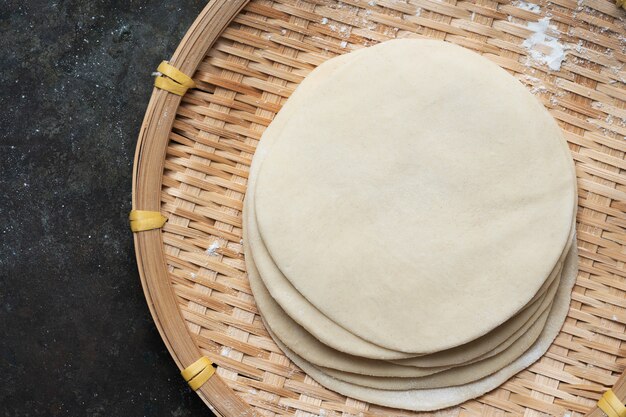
154,0,625,415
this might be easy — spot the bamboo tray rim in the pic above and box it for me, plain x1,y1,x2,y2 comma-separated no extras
131,2,253,416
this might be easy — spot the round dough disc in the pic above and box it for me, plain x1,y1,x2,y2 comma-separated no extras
254,39,576,353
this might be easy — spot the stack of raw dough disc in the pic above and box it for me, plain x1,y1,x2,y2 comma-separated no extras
243,39,578,411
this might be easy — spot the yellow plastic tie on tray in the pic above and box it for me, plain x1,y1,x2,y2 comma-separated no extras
181,356,215,391
129,210,167,232
154,61,196,96
598,389,626,417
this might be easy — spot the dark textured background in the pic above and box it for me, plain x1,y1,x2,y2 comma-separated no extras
1,1,216,415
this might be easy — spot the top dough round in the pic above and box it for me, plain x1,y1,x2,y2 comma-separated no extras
254,39,576,353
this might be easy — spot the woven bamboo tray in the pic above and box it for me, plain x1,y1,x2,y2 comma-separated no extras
132,0,626,415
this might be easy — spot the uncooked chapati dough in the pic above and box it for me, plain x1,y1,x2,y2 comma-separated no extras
254,39,576,353
242,39,578,411
263,245,578,411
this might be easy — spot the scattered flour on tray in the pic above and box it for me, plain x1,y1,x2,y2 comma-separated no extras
206,240,220,256
514,1,541,12
522,17,566,71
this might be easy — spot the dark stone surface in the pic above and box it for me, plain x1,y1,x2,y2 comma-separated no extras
1,1,215,416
